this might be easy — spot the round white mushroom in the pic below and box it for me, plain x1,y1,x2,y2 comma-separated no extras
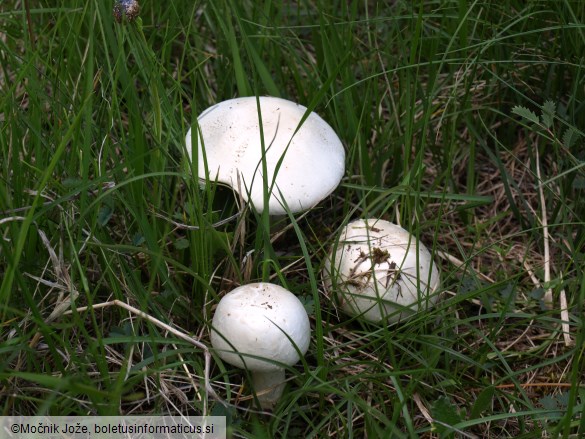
185,96,345,215
210,282,310,409
322,219,440,324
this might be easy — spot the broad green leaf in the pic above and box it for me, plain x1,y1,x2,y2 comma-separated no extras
499,283,515,300
512,105,539,125
573,177,585,189
98,205,113,226
470,386,495,418
62,177,83,188
556,391,570,409
539,395,564,420
538,395,558,410
540,100,556,129
132,233,145,246
174,238,190,250
432,396,462,438
529,287,545,300
562,127,581,149
297,295,315,315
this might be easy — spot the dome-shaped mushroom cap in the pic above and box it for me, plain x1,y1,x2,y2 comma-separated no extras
322,219,440,323
210,283,311,372
185,96,345,215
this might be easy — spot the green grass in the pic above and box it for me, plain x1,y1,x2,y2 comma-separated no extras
1,0,585,437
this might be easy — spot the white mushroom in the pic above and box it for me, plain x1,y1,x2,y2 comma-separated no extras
210,283,310,409
322,219,440,324
185,96,345,215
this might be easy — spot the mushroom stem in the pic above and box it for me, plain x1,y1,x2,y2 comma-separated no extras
210,283,311,410
251,368,286,409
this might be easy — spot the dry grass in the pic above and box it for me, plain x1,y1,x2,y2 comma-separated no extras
1,1,584,437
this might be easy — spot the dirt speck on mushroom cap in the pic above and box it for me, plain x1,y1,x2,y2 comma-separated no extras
323,219,440,323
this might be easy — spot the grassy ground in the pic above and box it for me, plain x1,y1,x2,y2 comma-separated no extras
1,0,584,437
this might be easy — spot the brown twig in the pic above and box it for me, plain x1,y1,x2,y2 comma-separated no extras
24,0,35,50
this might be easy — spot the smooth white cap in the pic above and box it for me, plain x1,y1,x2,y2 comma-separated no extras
210,282,310,372
322,219,440,323
185,96,345,215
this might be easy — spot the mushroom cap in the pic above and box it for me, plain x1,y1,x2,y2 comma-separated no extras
185,96,345,215
322,219,440,323
210,283,311,372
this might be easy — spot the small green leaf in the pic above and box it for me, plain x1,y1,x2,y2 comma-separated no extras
579,387,585,401
432,396,462,438
435,379,458,389
132,233,145,246
174,238,190,250
98,205,113,226
541,100,556,129
512,106,540,125
122,392,146,402
109,322,133,338
529,287,545,300
470,386,495,418
62,177,83,188
459,275,480,294
499,283,515,300
210,402,236,425
297,295,315,315
556,391,570,409
539,395,557,411
562,127,581,149
539,395,564,420
572,177,585,190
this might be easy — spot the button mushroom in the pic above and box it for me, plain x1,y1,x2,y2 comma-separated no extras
322,219,440,324
210,282,310,409
185,96,345,215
